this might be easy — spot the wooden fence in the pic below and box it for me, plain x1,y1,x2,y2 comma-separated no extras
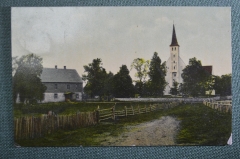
96,102,180,122
203,100,232,113
14,111,97,140
15,102,180,140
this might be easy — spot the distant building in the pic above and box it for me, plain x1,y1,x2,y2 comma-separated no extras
40,65,83,102
164,24,186,95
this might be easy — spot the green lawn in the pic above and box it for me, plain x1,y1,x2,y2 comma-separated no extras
15,103,231,146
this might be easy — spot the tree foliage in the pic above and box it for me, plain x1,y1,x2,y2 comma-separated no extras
148,52,167,97
170,81,179,95
181,57,211,97
130,58,150,95
13,54,46,104
112,65,134,98
213,74,231,96
82,58,108,98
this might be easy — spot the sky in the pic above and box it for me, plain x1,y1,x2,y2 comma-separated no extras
11,7,232,83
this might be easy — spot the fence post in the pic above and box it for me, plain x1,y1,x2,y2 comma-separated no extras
125,106,127,117
96,106,100,123
112,104,115,121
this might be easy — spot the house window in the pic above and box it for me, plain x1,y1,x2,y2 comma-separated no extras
174,66,175,69
173,73,176,77
54,93,58,99
76,94,79,99
175,47,176,50
55,84,57,89
172,47,173,51
173,55,175,57
76,84,78,89
67,84,70,89
174,61,175,63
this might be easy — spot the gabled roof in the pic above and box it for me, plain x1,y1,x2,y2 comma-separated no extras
203,66,212,75
170,24,180,47
40,68,82,83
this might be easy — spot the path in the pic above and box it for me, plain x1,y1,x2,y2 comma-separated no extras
100,116,180,146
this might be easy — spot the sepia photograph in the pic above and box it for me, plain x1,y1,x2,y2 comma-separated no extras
12,7,232,146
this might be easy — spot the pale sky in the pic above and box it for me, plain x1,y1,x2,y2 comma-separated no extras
11,7,232,83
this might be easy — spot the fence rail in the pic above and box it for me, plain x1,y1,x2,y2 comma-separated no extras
96,102,180,122
203,100,232,113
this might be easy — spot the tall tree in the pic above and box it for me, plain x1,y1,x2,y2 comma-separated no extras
13,53,46,104
131,58,150,96
213,74,231,96
112,65,134,98
82,58,107,98
148,52,167,97
181,57,211,97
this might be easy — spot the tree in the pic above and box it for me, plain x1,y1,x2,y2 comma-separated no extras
102,71,114,101
181,57,211,97
130,58,150,96
112,65,134,98
82,58,107,98
213,74,231,96
13,53,46,104
170,81,179,95
148,52,167,97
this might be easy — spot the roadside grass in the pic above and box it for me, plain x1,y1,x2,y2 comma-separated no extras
15,103,231,146
165,104,231,145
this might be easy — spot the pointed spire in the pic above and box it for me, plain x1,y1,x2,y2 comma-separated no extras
170,24,179,46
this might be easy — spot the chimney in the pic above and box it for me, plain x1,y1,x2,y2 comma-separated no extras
55,65,57,69
64,66,66,69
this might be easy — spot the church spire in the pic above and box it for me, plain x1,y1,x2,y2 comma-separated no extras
170,24,179,46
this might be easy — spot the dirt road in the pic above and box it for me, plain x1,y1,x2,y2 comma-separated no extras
100,116,180,146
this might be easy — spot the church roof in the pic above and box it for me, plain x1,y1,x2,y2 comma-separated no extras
203,66,212,75
40,67,82,83
170,24,180,47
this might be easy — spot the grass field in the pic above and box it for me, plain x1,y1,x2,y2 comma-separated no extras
14,101,162,117
15,103,231,146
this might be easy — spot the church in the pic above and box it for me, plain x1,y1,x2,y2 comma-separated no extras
164,24,214,95
164,24,186,95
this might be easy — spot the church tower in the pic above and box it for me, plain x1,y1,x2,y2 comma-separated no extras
170,24,180,84
164,24,185,95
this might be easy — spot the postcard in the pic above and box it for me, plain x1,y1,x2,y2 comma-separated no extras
12,7,232,146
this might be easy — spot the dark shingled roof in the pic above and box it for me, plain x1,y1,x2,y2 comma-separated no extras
170,24,180,46
203,66,212,75
40,68,82,83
